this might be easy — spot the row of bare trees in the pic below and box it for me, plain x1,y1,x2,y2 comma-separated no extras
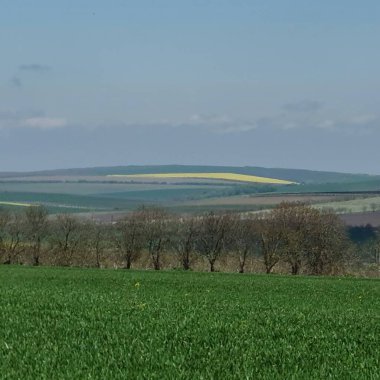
0,206,48,266
0,202,370,275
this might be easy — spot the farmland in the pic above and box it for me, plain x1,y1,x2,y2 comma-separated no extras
0,201,32,207
182,193,352,207
1,164,374,184
108,172,296,184
316,196,380,213
1,165,380,220
341,211,380,227
0,266,379,379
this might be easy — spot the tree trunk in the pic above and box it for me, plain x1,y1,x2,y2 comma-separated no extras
152,253,160,270
33,255,40,266
210,260,215,272
125,255,132,269
239,255,246,273
182,255,190,270
291,262,300,275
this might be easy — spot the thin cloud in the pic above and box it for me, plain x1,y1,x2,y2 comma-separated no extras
10,76,22,88
181,114,257,134
23,117,67,129
179,109,380,135
283,100,324,113
9,64,51,89
18,64,51,72
0,109,66,130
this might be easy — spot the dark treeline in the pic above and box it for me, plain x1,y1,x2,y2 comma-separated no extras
0,203,379,276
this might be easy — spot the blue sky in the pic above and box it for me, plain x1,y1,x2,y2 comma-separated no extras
1,1,379,173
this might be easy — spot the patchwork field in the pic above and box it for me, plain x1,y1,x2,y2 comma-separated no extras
2,164,375,184
0,266,379,379
1,165,380,219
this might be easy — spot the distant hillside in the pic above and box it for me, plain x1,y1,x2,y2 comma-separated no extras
0,165,376,184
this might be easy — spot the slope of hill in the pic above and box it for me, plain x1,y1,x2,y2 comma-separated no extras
1,165,380,216
0,165,377,184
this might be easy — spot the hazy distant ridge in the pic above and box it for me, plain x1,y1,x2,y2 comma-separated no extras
0,165,376,184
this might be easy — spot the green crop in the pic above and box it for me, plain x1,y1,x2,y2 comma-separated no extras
0,267,379,379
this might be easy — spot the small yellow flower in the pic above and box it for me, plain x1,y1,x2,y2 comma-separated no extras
134,282,140,288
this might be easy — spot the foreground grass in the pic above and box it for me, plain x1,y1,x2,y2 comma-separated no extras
0,267,379,379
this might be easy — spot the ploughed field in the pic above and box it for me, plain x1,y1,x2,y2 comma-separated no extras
341,210,380,227
1,267,379,379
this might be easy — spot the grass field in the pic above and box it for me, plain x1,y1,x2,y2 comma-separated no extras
276,178,380,193
108,172,296,185
316,196,380,213
0,182,233,214
0,267,379,379
0,182,222,195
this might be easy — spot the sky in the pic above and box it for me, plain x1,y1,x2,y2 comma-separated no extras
0,0,379,174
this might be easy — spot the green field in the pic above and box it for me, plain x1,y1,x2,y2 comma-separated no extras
0,267,379,379
1,165,380,216
0,186,230,213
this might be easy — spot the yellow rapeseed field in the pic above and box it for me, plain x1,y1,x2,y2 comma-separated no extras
0,201,32,207
108,173,296,185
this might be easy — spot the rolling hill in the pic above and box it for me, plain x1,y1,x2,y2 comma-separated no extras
0,164,377,184
1,165,380,218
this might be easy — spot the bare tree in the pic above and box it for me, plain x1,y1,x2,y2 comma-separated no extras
305,210,350,275
195,212,233,272
24,205,48,266
85,222,110,268
171,216,198,270
360,236,380,268
114,211,145,269
257,212,284,274
271,203,322,275
0,209,10,262
1,213,24,265
139,206,171,270
50,214,82,266
369,239,380,268
5,216,23,264
230,217,259,273
257,203,350,275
